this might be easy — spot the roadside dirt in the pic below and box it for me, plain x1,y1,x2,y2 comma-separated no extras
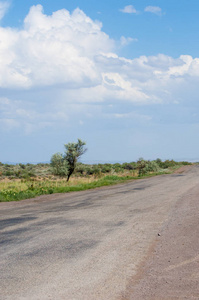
121,176,199,299
173,165,193,174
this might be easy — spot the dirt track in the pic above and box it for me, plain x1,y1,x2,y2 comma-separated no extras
0,165,199,299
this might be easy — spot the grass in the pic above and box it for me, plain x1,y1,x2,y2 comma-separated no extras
0,159,192,202
0,174,133,202
0,168,174,202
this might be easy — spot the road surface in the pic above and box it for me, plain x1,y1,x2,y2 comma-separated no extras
0,165,199,299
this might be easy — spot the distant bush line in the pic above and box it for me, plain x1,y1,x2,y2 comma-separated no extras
0,159,192,202
0,159,191,181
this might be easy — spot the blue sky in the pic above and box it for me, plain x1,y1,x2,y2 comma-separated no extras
0,0,199,163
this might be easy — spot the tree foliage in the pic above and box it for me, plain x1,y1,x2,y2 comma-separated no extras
64,139,87,181
50,139,87,181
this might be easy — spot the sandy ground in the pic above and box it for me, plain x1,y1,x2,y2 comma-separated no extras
0,165,198,300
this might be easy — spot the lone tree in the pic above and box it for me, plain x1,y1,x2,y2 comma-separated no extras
50,139,87,181
64,139,87,181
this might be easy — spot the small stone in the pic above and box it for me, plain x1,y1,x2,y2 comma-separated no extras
158,233,161,236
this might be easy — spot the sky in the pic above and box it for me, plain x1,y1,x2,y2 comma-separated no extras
0,0,199,163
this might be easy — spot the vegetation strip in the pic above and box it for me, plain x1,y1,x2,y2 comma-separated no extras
0,173,164,202
0,159,191,202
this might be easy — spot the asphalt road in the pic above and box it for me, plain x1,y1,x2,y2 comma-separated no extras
0,165,198,300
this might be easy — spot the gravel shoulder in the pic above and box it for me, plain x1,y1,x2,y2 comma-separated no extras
122,181,199,300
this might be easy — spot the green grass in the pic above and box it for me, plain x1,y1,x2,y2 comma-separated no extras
0,170,172,202
0,162,191,202
0,175,134,202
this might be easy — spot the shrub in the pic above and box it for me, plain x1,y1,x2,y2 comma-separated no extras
85,167,94,175
19,163,26,169
122,163,135,170
75,163,85,175
92,166,101,175
143,161,160,173
50,152,68,176
136,158,146,176
4,170,14,176
136,159,160,176
181,161,192,165
101,164,112,173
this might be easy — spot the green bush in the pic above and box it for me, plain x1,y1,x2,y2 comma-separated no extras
19,163,26,169
136,159,160,176
4,170,14,176
155,159,182,169
122,163,136,170
100,164,112,173
92,166,101,175
85,167,94,175
50,152,68,176
181,161,192,166
143,161,160,173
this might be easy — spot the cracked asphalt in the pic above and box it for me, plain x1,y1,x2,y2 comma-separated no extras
0,165,198,299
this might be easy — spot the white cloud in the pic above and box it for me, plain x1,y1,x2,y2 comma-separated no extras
2,4,197,105
0,1,10,20
0,5,114,88
113,112,152,122
1,5,199,135
102,72,152,103
120,36,138,46
0,95,69,134
120,5,137,14
144,6,162,16
0,118,20,131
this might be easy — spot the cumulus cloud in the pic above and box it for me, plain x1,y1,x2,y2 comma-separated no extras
1,4,199,135
58,52,199,105
144,6,162,16
0,5,114,89
0,1,10,20
120,5,137,14
1,4,197,103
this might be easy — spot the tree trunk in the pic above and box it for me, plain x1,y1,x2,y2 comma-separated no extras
67,168,74,181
